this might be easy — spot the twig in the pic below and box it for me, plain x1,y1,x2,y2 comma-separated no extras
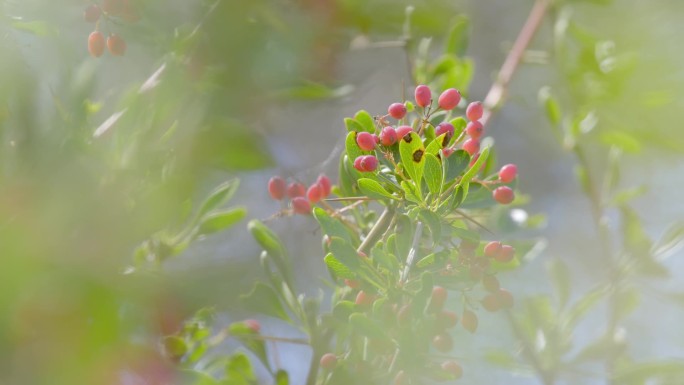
481,0,550,128
400,221,424,285
357,206,395,255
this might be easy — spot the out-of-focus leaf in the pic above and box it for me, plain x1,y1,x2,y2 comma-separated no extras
609,185,647,206
197,207,246,236
484,350,518,369
275,370,289,385
349,313,391,342
615,287,640,321
227,323,270,370
275,82,353,100
444,15,470,57
225,352,256,384
248,220,293,286
570,335,621,364
565,285,608,328
419,209,441,245
329,237,361,270
198,180,240,218
180,370,220,385
600,130,642,153
93,109,127,138
443,149,469,182
538,86,562,126
614,361,684,383
652,221,684,259
163,336,187,360
240,282,290,322
12,20,57,36
546,258,571,308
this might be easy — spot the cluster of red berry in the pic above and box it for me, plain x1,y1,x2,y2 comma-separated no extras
267,174,332,215
84,1,138,58
349,84,518,205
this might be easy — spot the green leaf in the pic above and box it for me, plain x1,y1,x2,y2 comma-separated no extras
333,301,356,321
197,207,246,236
600,130,642,153
358,178,397,200
483,350,518,369
163,336,187,360
565,285,608,328
425,133,447,155
313,207,353,243
400,180,422,204
423,154,443,195
371,245,400,275
329,237,361,270
344,118,364,133
546,258,571,308
443,150,470,182
416,253,436,268
275,370,289,385
615,287,640,321
180,370,220,385
444,15,470,56
460,147,489,185
419,209,442,245
349,313,391,342
198,180,240,218
571,335,621,364
614,361,684,383
225,353,256,384
345,131,366,163
399,132,426,186
240,282,290,322
248,220,292,287
324,253,356,280
354,110,376,133
12,20,57,36
227,324,270,371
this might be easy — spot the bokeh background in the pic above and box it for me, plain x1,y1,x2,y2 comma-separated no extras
1,0,683,384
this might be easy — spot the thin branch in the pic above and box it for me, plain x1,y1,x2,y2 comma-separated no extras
400,221,424,285
357,206,395,255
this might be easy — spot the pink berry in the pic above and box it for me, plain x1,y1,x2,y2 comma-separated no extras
307,183,323,203
493,186,514,205
438,88,461,110
267,176,287,200
292,197,312,215
353,156,364,171
432,333,453,352
499,164,518,183
483,241,502,258
395,125,413,140
441,361,463,379
428,286,448,312
465,121,484,139
462,138,480,155
388,103,407,119
286,182,306,198
435,122,455,141
415,85,432,108
356,132,378,151
466,101,484,121
498,288,514,309
380,126,398,146
317,174,332,197
495,245,515,263
320,353,338,370
360,155,378,172
244,319,261,333
84,4,101,22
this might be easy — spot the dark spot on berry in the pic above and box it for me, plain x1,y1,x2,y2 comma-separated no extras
412,149,424,163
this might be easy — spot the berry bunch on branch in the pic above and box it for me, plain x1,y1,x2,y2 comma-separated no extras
84,0,139,57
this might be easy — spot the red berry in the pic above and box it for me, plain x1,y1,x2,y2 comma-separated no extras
437,310,458,329
354,155,378,172
356,132,378,151
286,182,306,198
498,288,514,309
317,174,332,197
465,121,484,139
461,309,478,333
267,176,287,200
482,294,502,312
483,241,502,258
415,85,432,108
395,125,413,140
84,5,101,22
438,88,461,110
244,319,261,333
88,31,106,58
355,290,373,307
482,275,500,293
499,164,518,183
435,122,455,141
307,183,323,203
107,33,126,56
344,279,360,289
292,197,311,215
428,286,448,313
432,333,453,352
495,245,515,263
466,101,484,121
462,138,480,155
320,353,337,370
493,186,514,205
388,103,407,119
380,126,398,146
441,361,463,379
